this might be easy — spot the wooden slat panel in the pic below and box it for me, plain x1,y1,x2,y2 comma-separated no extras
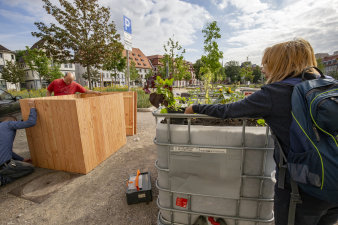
133,91,137,135
54,100,85,173
123,92,134,136
76,98,97,173
34,100,55,169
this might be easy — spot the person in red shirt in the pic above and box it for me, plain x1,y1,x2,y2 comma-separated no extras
47,72,98,96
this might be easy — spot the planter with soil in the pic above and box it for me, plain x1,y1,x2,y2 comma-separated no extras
153,110,275,225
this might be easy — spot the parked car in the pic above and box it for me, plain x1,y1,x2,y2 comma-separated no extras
0,88,22,118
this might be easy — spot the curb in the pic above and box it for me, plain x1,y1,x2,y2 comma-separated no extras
137,107,156,112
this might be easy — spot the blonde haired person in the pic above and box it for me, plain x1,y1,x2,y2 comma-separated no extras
185,39,338,225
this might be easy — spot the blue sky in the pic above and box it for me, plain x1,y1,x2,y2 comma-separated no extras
0,0,338,65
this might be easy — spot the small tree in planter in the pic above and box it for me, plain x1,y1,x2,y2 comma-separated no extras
200,21,223,103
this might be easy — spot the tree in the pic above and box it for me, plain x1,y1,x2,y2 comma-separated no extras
1,61,25,90
316,58,325,72
23,46,50,87
82,67,100,87
240,62,253,84
180,62,191,86
252,66,262,83
159,37,190,87
145,69,153,80
47,62,63,82
193,59,204,80
224,61,241,83
32,0,121,90
201,21,223,83
200,21,223,102
129,61,140,84
103,42,126,85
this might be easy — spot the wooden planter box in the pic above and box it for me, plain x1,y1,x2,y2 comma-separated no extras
20,93,127,174
79,91,137,136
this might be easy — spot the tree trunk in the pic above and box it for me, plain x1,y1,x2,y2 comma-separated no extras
39,75,42,89
87,66,92,90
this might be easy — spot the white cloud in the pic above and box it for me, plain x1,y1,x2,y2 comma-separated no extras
212,0,268,13
221,0,338,64
212,0,229,10
100,0,211,56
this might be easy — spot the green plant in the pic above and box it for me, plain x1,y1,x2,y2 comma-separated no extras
256,119,266,126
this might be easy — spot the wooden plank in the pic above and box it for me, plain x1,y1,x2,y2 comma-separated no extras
76,98,97,173
133,91,137,135
123,92,133,136
34,99,55,169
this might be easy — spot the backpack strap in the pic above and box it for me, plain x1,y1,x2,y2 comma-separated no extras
274,134,288,189
288,179,302,225
273,134,302,225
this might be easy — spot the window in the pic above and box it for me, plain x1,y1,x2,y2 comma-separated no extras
141,59,144,61
138,54,141,57
26,72,29,78
137,62,141,66
132,53,135,56
0,65,3,72
135,58,139,61
143,63,146,66
64,63,68,68
0,53,2,58
0,89,13,100
11,55,14,60
69,63,73,68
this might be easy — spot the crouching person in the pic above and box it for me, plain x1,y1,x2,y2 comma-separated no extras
0,100,37,186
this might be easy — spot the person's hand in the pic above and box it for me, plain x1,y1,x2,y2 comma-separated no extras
23,158,32,164
184,106,194,114
27,100,35,109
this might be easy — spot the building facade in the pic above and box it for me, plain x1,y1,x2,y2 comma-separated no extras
147,54,198,87
76,48,152,87
0,45,18,90
322,54,338,75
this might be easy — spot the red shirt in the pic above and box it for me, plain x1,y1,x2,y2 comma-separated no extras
47,79,87,96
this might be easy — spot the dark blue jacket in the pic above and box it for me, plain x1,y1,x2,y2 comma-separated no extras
192,81,294,164
0,108,37,165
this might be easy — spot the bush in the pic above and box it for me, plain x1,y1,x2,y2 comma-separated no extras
135,89,151,108
9,86,152,108
8,89,47,98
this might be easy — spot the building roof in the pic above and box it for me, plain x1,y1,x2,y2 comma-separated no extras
323,55,338,61
147,55,163,59
31,39,46,49
0,44,13,53
147,55,164,67
123,48,152,69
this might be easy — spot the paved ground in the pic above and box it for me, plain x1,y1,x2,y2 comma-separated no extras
0,111,159,225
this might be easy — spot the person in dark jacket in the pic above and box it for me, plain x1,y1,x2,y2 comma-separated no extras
185,38,338,225
0,100,37,186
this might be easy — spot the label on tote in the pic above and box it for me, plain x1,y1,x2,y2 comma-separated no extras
176,197,188,208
